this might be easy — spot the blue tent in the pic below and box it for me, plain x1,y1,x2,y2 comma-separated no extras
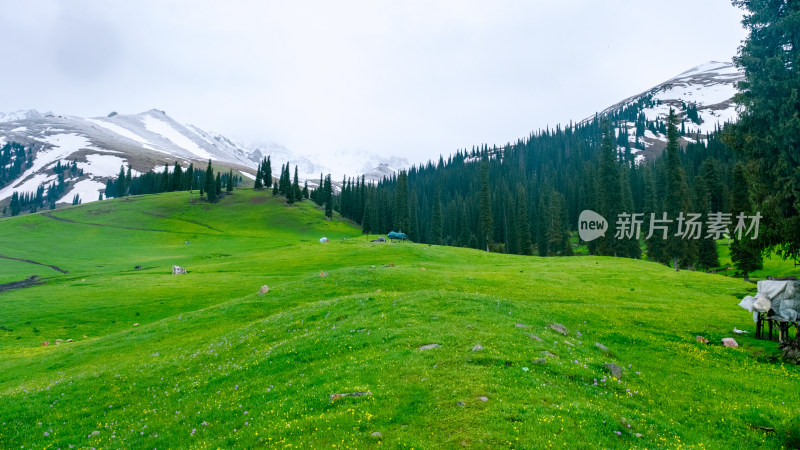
387,231,407,241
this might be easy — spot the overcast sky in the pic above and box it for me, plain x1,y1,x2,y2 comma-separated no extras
1,0,747,165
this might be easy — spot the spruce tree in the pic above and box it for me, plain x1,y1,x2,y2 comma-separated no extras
254,166,263,189
694,176,720,270
226,170,234,192
323,175,333,219
664,109,691,270
725,0,800,260
479,161,492,251
431,186,443,245
10,192,20,216
394,171,410,233
292,166,301,202
264,156,272,188
116,165,126,198
204,160,216,203
516,184,534,255
729,162,762,281
596,121,622,256
215,172,222,196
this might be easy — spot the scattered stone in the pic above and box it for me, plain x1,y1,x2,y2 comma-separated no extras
133,323,140,327
66,339,73,342
604,363,622,378
529,334,543,342
258,285,269,295
721,338,739,348
477,396,488,402
384,263,395,267
135,265,143,270
319,271,328,277
370,431,383,439
370,265,376,269
456,401,465,407
515,323,529,328
595,342,609,352
376,289,381,293
418,344,441,350
81,279,86,282
549,323,568,335
541,351,557,358
329,391,372,402
172,265,186,275
472,344,484,352
531,358,547,364
420,267,426,271
781,338,800,364
564,340,575,346
696,336,710,344
41,341,49,346
90,430,100,436
635,433,643,438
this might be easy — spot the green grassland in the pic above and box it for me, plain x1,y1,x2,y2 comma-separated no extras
0,190,798,448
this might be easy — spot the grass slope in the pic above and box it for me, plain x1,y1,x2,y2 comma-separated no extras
0,190,798,448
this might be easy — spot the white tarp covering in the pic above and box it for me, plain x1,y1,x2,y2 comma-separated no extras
739,280,800,322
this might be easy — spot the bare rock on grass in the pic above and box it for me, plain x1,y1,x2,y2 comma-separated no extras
329,391,372,402
515,323,529,328
541,351,557,358
696,336,709,344
472,344,484,352
258,285,269,295
529,334,543,342
595,342,609,352
531,358,547,364
721,338,738,348
604,363,622,378
549,323,568,335
418,344,441,350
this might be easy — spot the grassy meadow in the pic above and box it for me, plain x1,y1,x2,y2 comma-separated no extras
0,189,798,448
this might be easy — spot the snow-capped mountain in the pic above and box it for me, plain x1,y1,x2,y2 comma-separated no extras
0,109,407,207
584,60,744,162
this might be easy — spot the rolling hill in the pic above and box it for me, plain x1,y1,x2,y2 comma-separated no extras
0,190,797,448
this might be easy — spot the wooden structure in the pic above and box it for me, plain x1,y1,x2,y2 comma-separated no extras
755,314,797,343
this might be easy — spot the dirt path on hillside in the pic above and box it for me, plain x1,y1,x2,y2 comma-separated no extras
41,212,221,236
139,211,223,232
0,275,44,293
0,254,69,274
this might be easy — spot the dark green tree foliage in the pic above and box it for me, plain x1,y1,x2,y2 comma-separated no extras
292,166,301,203
9,192,20,216
730,162,762,281
205,160,217,203
286,166,296,205
516,184,534,255
664,109,691,270
394,170,410,233
264,156,272,188
303,181,309,199
431,186,443,245
215,172,222,196
172,162,183,192
694,175,720,270
116,165,127,198
479,161,492,251
595,121,623,256
254,165,263,189
724,0,800,261
619,168,641,259
323,175,333,219
226,170,234,192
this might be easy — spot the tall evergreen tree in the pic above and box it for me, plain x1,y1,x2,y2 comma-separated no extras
204,160,217,202
323,175,333,219
725,0,800,260
694,175,720,270
479,161,492,251
516,184,534,255
116,165,126,198
394,170,410,233
264,157,272,188
729,162,762,281
215,172,222,196
596,121,622,256
226,170,234,192
292,166,301,202
431,186,443,245
664,109,691,270
254,165,263,189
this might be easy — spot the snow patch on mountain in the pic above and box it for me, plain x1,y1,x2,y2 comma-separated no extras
59,179,107,203
142,115,214,160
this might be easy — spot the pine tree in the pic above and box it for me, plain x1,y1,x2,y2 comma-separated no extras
694,175,719,270
226,170,234,192
10,192,20,216
125,166,132,196
725,0,800,260
303,181,309,199
264,156,272,188
116,165,126,198
479,161,492,251
215,172,222,196
172,163,183,191
394,170,410,233
254,166,263,189
516,184,533,255
664,109,691,270
596,121,622,256
292,166,301,202
323,175,333,219
431,186,443,245
204,160,216,203
730,162,762,281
